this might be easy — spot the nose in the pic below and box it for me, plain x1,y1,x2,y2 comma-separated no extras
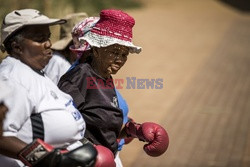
44,39,52,48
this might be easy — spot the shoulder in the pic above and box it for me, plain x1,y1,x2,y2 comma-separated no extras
77,63,92,71
58,63,93,88
0,56,31,83
0,56,45,92
65,63,91,78
44,53,71,71
50,53,70,65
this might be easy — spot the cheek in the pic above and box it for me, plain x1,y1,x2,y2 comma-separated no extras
122,57,128,64
119,57,127,66
28,46,43,57
22,45,43,61
22,41,39,54
101,58,113,66
22,44,50,69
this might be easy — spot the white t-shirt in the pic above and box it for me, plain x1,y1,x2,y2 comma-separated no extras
43,52,71,84
0,56,85,166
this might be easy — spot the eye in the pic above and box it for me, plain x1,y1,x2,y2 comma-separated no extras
35,37,45,42
114,52,120,56
33,34,51,43
108,51,117,57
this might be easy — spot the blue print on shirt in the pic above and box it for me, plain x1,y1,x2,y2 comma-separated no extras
72,110,82,121
65,99,73,107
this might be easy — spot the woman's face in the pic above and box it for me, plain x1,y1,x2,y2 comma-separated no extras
15,25,53,71
0,102,8,137
92,44,129,78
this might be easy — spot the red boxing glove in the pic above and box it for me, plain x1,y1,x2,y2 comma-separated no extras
125,121,169,157
94,145,116,167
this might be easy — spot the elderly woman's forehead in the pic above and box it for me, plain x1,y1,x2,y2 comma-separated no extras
22,25,50,34
106,44,129,50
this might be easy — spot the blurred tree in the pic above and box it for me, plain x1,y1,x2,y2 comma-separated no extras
43,0,52,15
0,0,142,18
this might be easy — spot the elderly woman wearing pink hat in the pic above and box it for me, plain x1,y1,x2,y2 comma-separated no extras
58,9,169,166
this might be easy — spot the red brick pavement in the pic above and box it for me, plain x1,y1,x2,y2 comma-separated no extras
119,1,250,167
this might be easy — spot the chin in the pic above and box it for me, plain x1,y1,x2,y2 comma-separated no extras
112,71,119,75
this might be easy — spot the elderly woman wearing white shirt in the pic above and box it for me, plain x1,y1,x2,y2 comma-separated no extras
0,9,115,167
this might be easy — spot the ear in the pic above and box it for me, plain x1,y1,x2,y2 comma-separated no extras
11,41,22,55
92,47,100,59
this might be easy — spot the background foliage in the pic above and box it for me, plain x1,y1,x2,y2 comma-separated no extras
0,0,142,19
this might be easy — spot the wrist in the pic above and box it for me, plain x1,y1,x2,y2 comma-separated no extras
18,139,54,167
125,121,145,141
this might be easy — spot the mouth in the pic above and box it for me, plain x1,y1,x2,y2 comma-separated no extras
44,50,53,61
111,64,121,71
45,49,53,57
41,49,53,67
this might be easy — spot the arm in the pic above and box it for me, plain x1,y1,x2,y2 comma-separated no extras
118,124,127,139
118,117,135,144
58,66,87,109
0,81,33,158
0,136,27,159
115,89,132,142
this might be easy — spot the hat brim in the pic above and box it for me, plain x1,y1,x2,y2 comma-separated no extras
25,18,66,26
52,36,72,50
81,32,142,54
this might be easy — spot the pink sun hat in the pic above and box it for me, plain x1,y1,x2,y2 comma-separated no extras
70,16,99,54
80,9,141,54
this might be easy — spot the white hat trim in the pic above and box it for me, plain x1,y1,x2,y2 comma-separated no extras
81,31,141,54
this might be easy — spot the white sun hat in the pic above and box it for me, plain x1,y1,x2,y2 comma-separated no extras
1,9,66,46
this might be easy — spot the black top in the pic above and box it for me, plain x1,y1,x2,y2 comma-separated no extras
58,63,123,154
